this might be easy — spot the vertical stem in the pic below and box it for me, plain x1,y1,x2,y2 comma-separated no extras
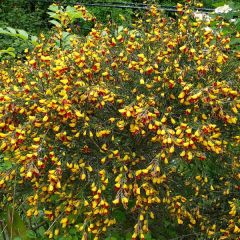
0,220,7,240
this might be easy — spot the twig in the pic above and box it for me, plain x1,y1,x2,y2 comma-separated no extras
46,211,64,232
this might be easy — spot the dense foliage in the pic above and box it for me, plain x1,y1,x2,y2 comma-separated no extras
0,1,240,240
1,0,238,59
0,0,234,33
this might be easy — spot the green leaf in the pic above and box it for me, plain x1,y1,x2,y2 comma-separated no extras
62,31,70,40
27,230,36,239
6,27,17,34
0,49,16,58
69,228,77,235
17,29,29,40
37,226,45,237
66,6,92,22
0,28,9,34
230,38,240,45
7,47,15,51
112,209,126,223
55,40,60,48
49,20,61,27
125,233,132,240
235,20,240,31
66,6,76,13
68,12,84,22
144,232,153,240
47,12,60,20
48,5,59,12
4,51,15,57
31,36,38,45
118,26,124,33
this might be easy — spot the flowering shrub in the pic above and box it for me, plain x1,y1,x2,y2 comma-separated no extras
0,3,239,240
